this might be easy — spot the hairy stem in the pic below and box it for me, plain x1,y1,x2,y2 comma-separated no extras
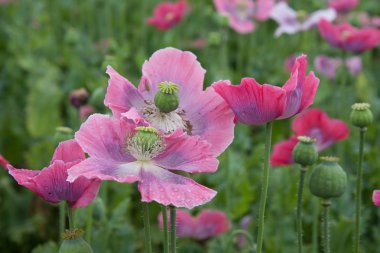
143,202,152,253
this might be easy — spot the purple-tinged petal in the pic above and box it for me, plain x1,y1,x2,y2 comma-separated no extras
345,56,362,76
75,114,135,162
104,66,145,117
51,139,85,164
138,164,216,209
68,158,141,184
314,55,342,80
302,8,336,31
212,78,285,125
269,2,300,37
154,130,219,173
139,47,205,107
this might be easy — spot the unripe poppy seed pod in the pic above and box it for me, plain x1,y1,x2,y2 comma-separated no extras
350,103,373,128
154,81,179,113
292,136,318,167
59,229,94,253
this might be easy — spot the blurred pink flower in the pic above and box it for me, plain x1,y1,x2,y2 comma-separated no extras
212,55,319,125
104,47,235,156
345,56,362,75
147,0,187,30
0,154,9,170
158,209,229,239
319,19,380,53
191,38,208,49
68,114,218,209
314,55,343,80
328,0,358,13
238,216,253,248
8,140,101,208
79,105,94,120
213,0,274,34
270,2,336,37
373,190,380,206
271,108,349,166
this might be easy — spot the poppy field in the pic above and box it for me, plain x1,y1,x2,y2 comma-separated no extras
1,0,380,252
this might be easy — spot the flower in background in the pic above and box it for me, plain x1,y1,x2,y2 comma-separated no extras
212,55,319,125
270,2,336,37
0,155,9,170
314,55,362,80
69,88,89,109
105,47,235,156
373,190,380,206
79,105,94,120
213,0,274,34
238,216,253,248
147,0,187,30
271,109,349,166
158,209,229,239
328,0,358,13
68,114,218,209
318,19,380,53
8,140,101,208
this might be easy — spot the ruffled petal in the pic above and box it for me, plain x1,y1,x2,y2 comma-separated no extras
75,114,135,162
184,87,235,156
67,158,141,184
51,139,85,164
139,47,205,107
138,164,216,208
212,78,285,125
270,137,298,166
373,190,380,206
302,8,336,30
104,66,145,117
154,130,219,173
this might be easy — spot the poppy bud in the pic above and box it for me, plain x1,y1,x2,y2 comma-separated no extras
309,157,347,199
350,103,373,128
292,136,318,167
154,82,179,113
69,88,89,109
59,229,94,253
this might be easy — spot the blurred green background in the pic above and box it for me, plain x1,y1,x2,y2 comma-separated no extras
1,0,380,252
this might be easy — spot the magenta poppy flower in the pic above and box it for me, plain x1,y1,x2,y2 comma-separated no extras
67,114,218,209
372,190,380,206
270,2,336,37
8,140,101,208
328,0,358,13
0,154,9,170
147,0,187,30
318,19,380,53
104,47,235,156
213,0,273,34
212,55,319,125
270,108,349,166
158,209,229,239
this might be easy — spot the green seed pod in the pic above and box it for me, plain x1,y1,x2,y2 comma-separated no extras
292,136,318,167
154,81,179,113
309,157,347,199
59,229,94,253
350,103,373,128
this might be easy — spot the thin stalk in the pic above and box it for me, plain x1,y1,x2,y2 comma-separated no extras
354,128,366,253
322,200,331,253
86,204,93,243
170,206,176,253
59,202,66,241
312,198,319,253
161,205,169,253
297,167,307,253
67,204,76,230
256,121,273,253
142,203,153,253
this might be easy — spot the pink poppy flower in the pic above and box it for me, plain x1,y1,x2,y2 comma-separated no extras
0,154,9,170
213,0,274,34
104,47,235,156
314,55,343,80
318,19,380,53
8,140,101,208
158,209,229,239
212,55,319,125
270,108,349,166
270,2,336,37
372,190,380,206
345,56,362,76
147,0,187,30
67,114,218,209
328,0,358,13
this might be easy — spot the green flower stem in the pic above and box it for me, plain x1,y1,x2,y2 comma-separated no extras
67,204,76,230
161,205,169,253
59,202,66,241
256,121,273,253
322,199,331,253
312,199,319,253
86,203,93,243
143,203,153,253
224,229,255,253
297,166,307,253
170,206,176,253
354,127,366,253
